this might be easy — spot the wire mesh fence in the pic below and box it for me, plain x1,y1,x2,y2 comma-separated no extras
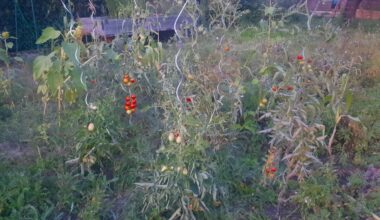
0,0,109,52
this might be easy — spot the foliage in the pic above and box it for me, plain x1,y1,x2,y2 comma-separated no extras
0,1,380,220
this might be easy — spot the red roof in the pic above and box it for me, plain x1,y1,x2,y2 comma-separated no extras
308,0,380,19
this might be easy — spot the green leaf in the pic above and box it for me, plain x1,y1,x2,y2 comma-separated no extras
259,65,276,76
36,27,61,44
13,56,24,62
64,89,78,104
104,48,118,61
6,42,13,49
251,78,259,85
71,66,87,91
345,91,353,113
46,62,64,95
0,48,9,64
33,53,55,80
323,95,332,106
62,42,80,66
37,85,48,95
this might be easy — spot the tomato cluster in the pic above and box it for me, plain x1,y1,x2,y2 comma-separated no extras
123,74,136,86
125,94,137,115
259,98,268,108
265,166,277,174
168,131,182,144
271,85,294,92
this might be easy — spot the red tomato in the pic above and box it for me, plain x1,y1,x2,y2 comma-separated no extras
272,86,278,92
297,55,304,60
185,97,192,103
287,85,294,91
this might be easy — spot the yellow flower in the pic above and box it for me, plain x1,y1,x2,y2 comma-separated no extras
1,31,9,40
74,26,83,40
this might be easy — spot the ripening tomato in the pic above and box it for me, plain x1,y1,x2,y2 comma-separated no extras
272,86,278,92
131,94,136,100
168,132,175,142
175,136,182,144
271,167,277,172
87,123,95,131
286,85,294,91
223,46,230,52
182,168,188,175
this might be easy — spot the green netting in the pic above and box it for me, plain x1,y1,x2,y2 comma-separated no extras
1,0,68,51
1,0,66,51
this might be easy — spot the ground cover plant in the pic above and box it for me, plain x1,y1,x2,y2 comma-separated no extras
0,0,379,219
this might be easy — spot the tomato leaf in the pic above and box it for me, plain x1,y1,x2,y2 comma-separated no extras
36,27,61,44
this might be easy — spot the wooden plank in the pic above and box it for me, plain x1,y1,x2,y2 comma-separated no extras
78,14,192,38
356,8,380,19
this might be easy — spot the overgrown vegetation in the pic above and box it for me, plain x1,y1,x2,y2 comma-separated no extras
0,0,379,219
